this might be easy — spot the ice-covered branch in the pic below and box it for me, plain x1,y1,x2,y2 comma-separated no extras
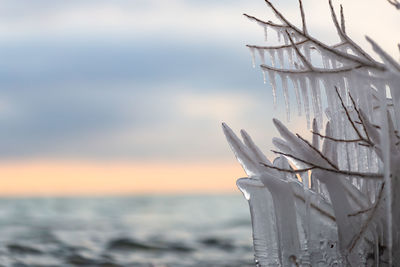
263,0,385,69
298,0,308,35
225,0,400,265
263,151,383,179
311,131,365,144
335,87,373,146
260,64,362,74
348,182,385,252
388,0,400,9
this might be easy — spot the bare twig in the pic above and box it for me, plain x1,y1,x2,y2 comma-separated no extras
246,40,308,51
262,0,384,69
296,133,338,169
328,0,374,61
347,206,374,217
387,0,400,9
328,0,346,42
335,87,373,146
348,182,385,252
264,151,383,179
261,161,315,173
298,0,308,34
358,143,372,147
366,36,400,72
311,131,366,144
243,13,290,29
293,193,336,221
348,92,372,143
260,64,362,74
340,5,346,34
286,30,313,70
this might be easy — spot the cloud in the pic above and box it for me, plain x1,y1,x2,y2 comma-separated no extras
0,0,397,163
0,0,266,43
177,92,255,122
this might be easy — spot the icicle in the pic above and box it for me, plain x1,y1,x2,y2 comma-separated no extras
287,48,294,69
303,42,311,63
222,123,268,177
264,26,268,41
280,73,290,121
249,46,256,68
337,111,348,170
262,70,267,84
322,75,339,135
299,76,311,128
282,32,289,46
236,178,280,266
268,49,276,67
290,75,302,116
310,119,319,193
277,49,285,69
312,119,319,150
258,171,301,266
344,116,358,172
378,80,393,265
277,28,282,43
257,48,265,65
266,69,278,107
322,54,331,69
330,58,337,69
309,76,323,128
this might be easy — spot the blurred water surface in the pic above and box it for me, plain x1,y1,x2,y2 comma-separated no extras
0,194,254,266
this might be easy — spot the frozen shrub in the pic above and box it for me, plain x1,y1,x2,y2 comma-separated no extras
223,0,400,265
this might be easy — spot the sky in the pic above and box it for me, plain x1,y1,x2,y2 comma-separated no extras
0,0,398,195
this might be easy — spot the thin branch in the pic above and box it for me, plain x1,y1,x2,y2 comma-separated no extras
328,0,374,61
265,151,383,179
243,13,289,29
340,5,346,34
348,92,372,143
260,64,363,74
347,206,374,217
348,182,385,252
358,143,372,147
335,87,373,146
311,131,366,144
293,193,336,222
298,0,308,34
286,30,313,70
271,150,317,168
366,36,400,72
355,120,381,129
333,41,349,48
387,0,400,9
328,0,345,42
296,133,338,170
247,39,349,51
263,0,384,70
261,161,315,174
246,40,309,51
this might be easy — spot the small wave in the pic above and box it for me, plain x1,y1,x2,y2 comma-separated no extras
66,253,122,267
107,238,194,253
7,244,43,255
199,237,235,251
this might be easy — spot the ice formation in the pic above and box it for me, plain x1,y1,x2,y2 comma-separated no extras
224,0,400,266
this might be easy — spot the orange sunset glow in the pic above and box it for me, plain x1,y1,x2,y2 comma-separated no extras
0,161,246,196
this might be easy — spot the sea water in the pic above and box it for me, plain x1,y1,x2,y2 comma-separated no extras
0,194,254,266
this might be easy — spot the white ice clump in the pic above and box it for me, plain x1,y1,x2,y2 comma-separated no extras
224,1,400,266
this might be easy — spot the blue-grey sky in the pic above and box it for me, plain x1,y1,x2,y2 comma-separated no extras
0,0,397,162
